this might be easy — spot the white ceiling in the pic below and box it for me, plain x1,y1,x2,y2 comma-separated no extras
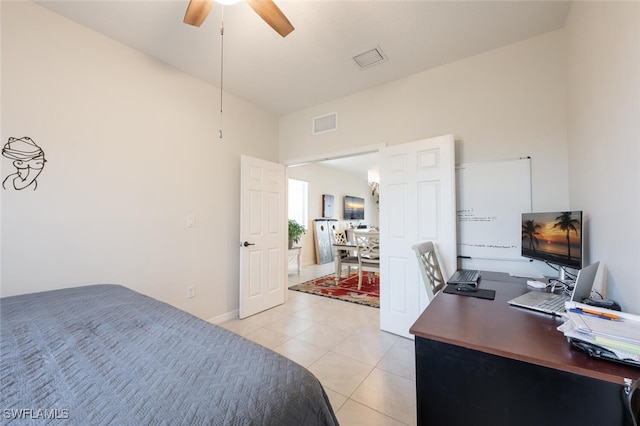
33,0,570,177
35,0,571,118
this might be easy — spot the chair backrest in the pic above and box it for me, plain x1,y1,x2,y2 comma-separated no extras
355,231,380,262
333,229,348,245
412,241,445,301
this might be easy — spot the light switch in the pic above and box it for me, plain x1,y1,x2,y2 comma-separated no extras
187,214,196,227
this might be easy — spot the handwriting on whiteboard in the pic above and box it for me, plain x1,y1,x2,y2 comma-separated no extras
457,209,497,223
459,243,518,249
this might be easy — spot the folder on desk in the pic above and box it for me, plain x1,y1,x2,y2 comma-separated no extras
559,302,640,367
565,302,640,344
567,337,640,367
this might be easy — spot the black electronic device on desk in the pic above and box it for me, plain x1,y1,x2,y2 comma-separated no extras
443,283,496,300
521,210,584,280
455,284,478,293
582,297,622,311
447,269,480,286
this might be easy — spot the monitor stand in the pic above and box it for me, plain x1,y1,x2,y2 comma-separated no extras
559,267,567,282
557,266,578,286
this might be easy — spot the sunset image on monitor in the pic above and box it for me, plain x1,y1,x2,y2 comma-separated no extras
521,211,583,269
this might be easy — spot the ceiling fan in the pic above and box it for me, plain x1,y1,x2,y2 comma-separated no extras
183,0,295,37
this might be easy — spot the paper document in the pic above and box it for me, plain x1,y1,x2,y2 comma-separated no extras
557,321,640,363
593,335,640,356
565,301,640,345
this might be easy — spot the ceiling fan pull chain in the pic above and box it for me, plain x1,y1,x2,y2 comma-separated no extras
219,8,225,139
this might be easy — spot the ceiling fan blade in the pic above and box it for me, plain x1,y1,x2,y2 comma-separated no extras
183,0,214,27
246,0,294,37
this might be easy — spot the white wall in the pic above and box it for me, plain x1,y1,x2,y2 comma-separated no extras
1,2,279,321
281,8,640,314
5,2,637,318
288,163,378,266
280,30,569,277
565,2,640,313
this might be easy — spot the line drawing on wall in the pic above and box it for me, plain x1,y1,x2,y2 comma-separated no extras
2,137,47,191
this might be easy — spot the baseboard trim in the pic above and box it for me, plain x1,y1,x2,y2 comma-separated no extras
207,309,238,325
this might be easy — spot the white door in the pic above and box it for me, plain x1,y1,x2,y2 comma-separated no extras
239,155,286,319
379,135,456,338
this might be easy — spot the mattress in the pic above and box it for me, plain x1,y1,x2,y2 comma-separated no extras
1,284,338,425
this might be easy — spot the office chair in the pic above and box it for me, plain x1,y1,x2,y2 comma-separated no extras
411,241,446,302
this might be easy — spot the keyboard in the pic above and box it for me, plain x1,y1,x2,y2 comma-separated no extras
447,269,480,285
531,294,568,314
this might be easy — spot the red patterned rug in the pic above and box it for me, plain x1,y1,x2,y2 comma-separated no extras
289,273,379,308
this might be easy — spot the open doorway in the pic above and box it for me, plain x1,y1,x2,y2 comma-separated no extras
285,135,457,338
286,150,380,271
286,150,382,312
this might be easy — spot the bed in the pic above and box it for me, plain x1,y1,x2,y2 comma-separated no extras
1,284,338,425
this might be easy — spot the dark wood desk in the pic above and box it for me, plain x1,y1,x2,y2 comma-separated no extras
410,271,638,426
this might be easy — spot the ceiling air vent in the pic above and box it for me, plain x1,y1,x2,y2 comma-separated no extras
353,47,388,69
313,112,338,135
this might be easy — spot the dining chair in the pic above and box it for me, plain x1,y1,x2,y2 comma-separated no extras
354,231,380,290
411,241,446,302
333,229,358,280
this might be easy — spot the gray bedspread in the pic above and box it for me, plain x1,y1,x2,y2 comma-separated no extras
1,285,338,425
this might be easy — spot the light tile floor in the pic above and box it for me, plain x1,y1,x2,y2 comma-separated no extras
219,263,417,426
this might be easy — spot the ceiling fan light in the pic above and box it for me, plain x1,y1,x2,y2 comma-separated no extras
218,0,242,5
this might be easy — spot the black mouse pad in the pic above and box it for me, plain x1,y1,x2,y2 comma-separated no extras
444,285,496,300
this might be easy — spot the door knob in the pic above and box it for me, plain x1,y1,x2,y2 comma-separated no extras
243,241,255,247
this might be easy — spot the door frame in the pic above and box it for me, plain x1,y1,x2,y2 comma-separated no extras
283,144,387,169
284,143,387,286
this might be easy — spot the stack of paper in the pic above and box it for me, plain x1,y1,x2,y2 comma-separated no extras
558,301,640,366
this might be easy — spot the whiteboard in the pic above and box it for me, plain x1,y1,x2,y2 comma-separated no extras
456,157,531,260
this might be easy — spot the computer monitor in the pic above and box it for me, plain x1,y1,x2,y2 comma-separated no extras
521,211,583,275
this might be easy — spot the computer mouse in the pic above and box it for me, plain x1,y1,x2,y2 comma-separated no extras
456,284,478,293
